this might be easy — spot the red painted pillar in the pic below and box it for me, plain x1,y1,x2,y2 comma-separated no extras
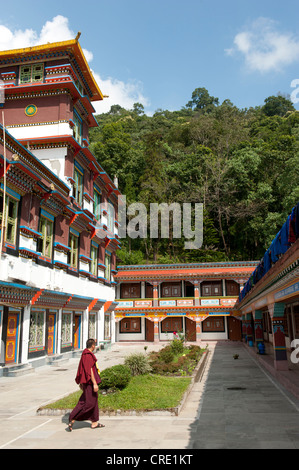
268,303,288,371
246,313,254,346
253,310,264,346
154,320,160,343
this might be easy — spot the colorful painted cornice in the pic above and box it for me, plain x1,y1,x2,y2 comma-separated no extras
115,261,259,282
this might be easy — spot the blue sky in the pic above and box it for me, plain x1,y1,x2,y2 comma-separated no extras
1,0,299,115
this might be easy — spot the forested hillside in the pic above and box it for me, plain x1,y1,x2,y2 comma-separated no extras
89,88,299,265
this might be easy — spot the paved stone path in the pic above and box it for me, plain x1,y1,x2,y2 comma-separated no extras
0,341,298,449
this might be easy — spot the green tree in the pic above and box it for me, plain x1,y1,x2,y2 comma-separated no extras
185,87,219,113
262,95,295,117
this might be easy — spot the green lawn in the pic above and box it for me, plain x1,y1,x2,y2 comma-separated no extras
43,374,191,411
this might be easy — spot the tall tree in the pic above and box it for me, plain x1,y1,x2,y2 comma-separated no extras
185,87,219,113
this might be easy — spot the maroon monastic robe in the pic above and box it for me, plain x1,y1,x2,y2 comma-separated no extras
75,348,101,385
69,349,101,423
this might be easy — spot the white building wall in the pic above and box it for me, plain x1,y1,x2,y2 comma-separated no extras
0,253,117,366
7,123,72,141
0,253,115,302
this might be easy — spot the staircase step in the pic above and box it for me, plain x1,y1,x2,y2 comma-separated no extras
47,355,69,367
2,363,34,377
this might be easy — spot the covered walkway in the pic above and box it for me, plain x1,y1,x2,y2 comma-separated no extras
188,341,299,449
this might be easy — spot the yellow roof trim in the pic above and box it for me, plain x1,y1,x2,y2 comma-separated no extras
0,38,103,102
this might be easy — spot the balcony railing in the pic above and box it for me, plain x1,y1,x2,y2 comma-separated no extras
115,297,238,309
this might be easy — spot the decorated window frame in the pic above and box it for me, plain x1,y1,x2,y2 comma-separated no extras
19,63,44,84
90,241,98,276
61,312,73,348
93,185,101,222
68,228,79,270
120,317,141,333
29,309,46,353
0,187,20,247
37,209,54,260
104,250,111,282
73,109,83,146
202,316,225,332
73,161,84,206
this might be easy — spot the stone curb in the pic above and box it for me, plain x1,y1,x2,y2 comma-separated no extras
37,349,209,418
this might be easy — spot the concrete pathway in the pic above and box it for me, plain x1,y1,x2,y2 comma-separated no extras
188,342,299,449
0,341,298,449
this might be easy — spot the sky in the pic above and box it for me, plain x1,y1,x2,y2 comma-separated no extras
0,0,299,115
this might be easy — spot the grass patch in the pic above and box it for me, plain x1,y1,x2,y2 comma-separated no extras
42,374,191,411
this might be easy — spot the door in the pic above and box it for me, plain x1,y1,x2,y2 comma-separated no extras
228,316,242,341
146,319,154,342
47,312,56,356
74,314,81,349
185,317,196,342
5,312,20,364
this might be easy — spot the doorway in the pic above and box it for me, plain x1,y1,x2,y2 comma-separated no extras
74,314,82,349
5,311,20,364
47,312,56,355
185,317,196,342
228,316,242,341
145,318,154,342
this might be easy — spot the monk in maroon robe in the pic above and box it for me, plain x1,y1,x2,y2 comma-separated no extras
68,338,104,431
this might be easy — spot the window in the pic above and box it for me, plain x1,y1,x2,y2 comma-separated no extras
68,232,79,269
91,243,98,276
161,282,181,298
202,316,225,332
161,317,183,333
120,283,141,299
201,281,222,297
104,314,111,339
225,280,240,296
0,193,19,246
20,63,43,84
93,186,101,222
145,282,153,298
73,164,83,206
105,252,111,282
120,317,141,333
37,215,54,259
75,79,84,96
29,310,45,352
73,110,83,145
61,313,72,347
88,313,97,341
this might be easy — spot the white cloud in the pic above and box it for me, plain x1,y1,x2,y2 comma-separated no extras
0,16,76,51
92,72,150,114
39,15,74,44
0,15,150,113
226,17,299,73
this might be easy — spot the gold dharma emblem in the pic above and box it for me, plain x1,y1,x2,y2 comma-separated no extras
25,104,37,116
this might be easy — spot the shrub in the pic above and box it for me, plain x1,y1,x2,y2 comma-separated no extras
124,353,152,376
170,338,184,355
99,364,131,390
159,346,175,364
188,345,202,359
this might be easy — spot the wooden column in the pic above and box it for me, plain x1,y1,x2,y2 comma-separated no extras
154,320,160,343
245,312,254,346
189,280,201,306
268,302,289,371
195,319,202,343
253,309,264,347
148,281,161,307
